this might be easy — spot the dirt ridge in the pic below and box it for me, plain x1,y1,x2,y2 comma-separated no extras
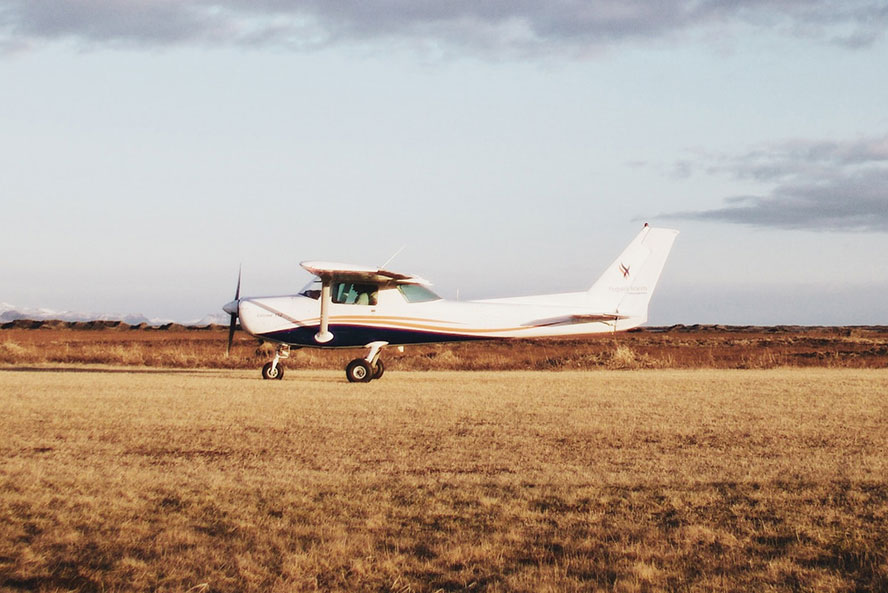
2,324,887,370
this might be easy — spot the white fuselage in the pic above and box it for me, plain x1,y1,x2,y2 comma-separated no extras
237,284,640,348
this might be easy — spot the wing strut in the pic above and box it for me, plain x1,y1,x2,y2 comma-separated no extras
315,279,334,344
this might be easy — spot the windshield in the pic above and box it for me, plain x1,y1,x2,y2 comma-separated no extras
299,279,322,300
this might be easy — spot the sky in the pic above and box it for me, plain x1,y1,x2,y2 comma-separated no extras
1,1,887,325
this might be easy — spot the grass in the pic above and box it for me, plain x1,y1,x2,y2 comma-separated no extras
1,368,887,592
1,325,888,371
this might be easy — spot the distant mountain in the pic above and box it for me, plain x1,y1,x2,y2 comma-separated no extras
190,312,230,326
0,302,226,327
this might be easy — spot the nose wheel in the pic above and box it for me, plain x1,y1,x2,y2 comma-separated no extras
262,361,284,380
346,341,388,383
261,344,289,380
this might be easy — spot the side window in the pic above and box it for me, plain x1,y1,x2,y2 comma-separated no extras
397,284,441,303
332,282,378,305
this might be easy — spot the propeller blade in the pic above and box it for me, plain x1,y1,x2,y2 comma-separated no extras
227,312,237,356
226,267,241,357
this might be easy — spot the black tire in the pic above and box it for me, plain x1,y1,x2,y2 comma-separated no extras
346,359,372,383
262,362,284,380
372,359,385,380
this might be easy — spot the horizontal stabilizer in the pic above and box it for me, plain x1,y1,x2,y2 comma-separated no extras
525,312,631,328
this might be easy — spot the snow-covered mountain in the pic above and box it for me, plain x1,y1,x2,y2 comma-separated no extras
189,312,230,326
0,302,226,326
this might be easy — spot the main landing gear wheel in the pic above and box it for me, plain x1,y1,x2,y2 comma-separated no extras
262,362,284,380
346,341,388,383
372,359,385,380
346,358,373,383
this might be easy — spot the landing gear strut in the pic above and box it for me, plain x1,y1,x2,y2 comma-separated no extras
261,344,289,380
346,341,388,383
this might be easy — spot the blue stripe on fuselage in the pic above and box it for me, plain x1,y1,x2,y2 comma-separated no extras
261,324,490,348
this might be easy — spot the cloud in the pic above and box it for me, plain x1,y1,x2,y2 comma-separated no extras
1,0,887,54
704,136,888,182
664,135,888,232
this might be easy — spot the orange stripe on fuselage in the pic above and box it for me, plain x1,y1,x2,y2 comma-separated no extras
297,314,534,335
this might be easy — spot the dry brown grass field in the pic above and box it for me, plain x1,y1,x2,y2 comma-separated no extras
1,324,887,371
1,367,886,592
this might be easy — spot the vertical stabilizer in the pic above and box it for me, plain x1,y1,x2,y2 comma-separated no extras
587,225,679,323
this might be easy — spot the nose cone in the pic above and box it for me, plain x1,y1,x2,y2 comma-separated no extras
223,300,239,315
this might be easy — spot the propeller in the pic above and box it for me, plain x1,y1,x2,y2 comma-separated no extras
225,267,241,356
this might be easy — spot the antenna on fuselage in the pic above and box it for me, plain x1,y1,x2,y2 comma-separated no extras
379,245,407,270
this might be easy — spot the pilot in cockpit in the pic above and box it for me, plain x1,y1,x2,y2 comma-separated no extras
355,285,378,305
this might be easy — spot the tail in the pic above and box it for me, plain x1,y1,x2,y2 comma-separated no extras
587,224,679,325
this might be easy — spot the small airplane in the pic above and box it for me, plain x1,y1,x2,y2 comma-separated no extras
223,224,678,382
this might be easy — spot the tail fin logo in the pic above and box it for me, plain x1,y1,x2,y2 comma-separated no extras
619,262,630,278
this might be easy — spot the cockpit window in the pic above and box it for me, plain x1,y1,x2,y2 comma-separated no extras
298,280,378,305
333,282,378,305
397,284,441,303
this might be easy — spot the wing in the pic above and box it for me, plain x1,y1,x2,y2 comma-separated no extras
300,261,429,285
